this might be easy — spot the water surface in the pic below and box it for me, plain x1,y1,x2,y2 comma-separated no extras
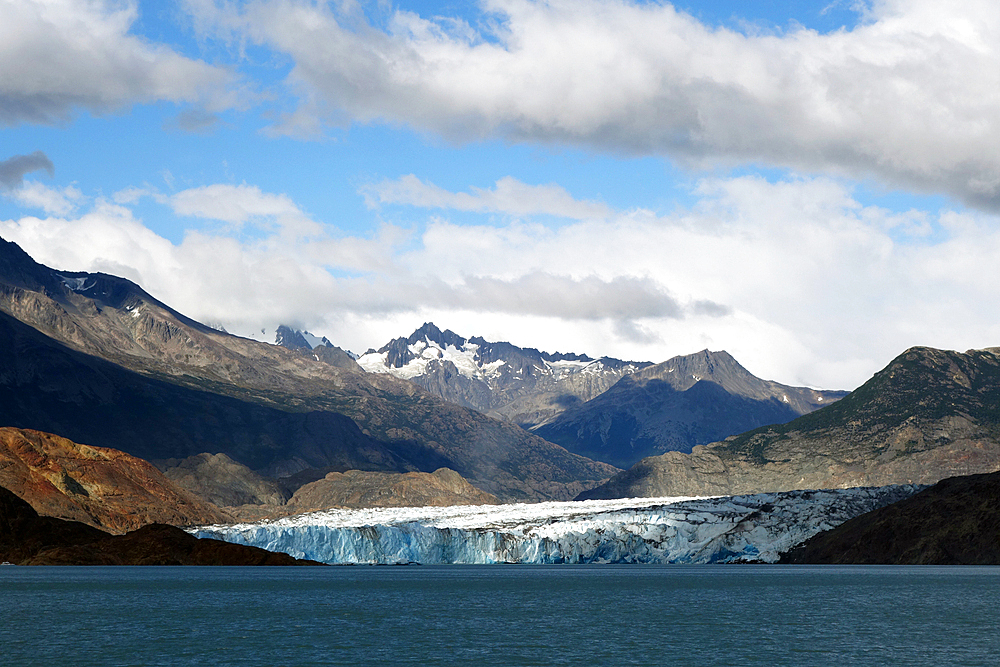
2,565,998,666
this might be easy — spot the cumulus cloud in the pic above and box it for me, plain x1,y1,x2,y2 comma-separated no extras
0,0,237,126
189,0,1000,209
12,181,85,216
0,151,54,189
5,174,1000,389
170,183,322,237
362,175,613,220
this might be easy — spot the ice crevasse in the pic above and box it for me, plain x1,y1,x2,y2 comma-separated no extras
190,485,920,565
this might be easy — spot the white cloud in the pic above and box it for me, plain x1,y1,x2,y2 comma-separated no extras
191,0,1000,209
362,175,613,220
170,183,323,238
4,174,1000,391
12,181,85,216
0,0,238,126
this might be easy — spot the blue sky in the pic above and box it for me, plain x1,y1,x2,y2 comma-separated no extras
2,0,999,390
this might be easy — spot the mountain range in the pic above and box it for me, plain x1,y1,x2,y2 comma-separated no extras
0,237,614,502
347,322,844,469
581,346,1000,499
2,232,999,566
532,349,846,468
355,321,652,427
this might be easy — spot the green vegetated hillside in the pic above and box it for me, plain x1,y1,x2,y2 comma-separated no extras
581,346,1000,499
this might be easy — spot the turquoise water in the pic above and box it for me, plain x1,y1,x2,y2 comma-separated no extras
2,565,999,666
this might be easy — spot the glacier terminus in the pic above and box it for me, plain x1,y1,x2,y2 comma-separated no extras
191,485,921,565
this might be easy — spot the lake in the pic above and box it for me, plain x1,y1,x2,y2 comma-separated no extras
2,565,998,666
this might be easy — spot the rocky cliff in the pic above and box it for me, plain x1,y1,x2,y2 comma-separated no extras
154,453,290,507
580,346,1000,499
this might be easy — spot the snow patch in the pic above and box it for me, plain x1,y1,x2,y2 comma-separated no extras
300,331,332,350
57,274,93,293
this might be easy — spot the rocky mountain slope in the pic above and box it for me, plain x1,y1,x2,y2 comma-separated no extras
153,453,290,508
0,427,229,532
780,471,1000,564
274,324,361,370
580,346,1000,499
354,322,651,427
286,468,498,512
0,238,615,501
0,486,317,566
534,349,846,468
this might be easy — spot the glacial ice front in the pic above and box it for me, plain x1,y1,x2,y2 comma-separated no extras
190,485,920,564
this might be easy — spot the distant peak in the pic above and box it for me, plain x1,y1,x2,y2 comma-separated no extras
275,325,310,351
275,325,332,351
406,322,467,349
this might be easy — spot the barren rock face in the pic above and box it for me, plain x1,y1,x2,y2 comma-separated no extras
0,427,230,533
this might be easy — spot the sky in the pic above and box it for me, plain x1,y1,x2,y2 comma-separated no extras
1,0,999,391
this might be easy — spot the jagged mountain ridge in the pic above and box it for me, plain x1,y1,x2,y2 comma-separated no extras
0,238,616,501
580,346,1000,500
354,322,652,427
533,349,847,469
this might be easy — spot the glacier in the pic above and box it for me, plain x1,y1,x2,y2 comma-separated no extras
190,485,921,564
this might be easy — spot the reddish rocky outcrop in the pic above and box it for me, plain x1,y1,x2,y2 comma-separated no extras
0,427,230,533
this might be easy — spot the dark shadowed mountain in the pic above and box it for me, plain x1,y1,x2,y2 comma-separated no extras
580,346,1000,499
0,238,615,501
353,322,651,427
780,471,1000,564
0,485,318,566
534,349,846,468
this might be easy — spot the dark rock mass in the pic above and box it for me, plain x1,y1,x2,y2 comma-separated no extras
780,471,1000,564
0,485,319,566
